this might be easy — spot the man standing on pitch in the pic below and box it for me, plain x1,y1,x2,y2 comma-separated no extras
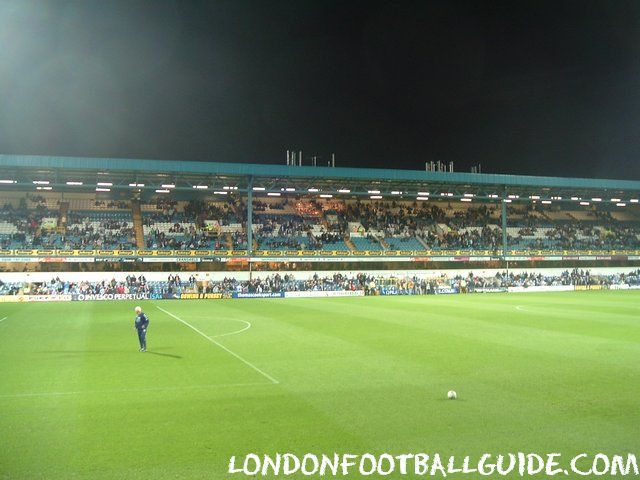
134,306,149,352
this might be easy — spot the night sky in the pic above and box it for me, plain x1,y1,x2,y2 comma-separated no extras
2,0,640,179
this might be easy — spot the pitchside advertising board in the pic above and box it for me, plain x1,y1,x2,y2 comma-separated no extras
1,284,638,302
473,287,508,293
72,293,152,301
233,292,285,298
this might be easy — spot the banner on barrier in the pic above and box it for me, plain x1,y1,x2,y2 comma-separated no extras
0,294,73,302
435,287,459,295
23,294,73,302
178,292,229,300
574,284,605,291
72,293,150,301
0,296,24,302
232,292,284,299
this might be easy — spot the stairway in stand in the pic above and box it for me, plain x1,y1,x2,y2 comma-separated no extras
344,236,356,252
57,202,69,234
131,200,145,249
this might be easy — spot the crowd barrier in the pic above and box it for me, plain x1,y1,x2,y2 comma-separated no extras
3,283,638,302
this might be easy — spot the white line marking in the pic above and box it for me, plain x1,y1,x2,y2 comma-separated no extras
515,305,527,312
156,306,279,384
0,317,6,322
0,382,272,399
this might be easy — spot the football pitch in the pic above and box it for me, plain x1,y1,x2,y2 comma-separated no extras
1,291,639,479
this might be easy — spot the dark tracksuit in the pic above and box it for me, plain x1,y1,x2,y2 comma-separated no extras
135,313,150,350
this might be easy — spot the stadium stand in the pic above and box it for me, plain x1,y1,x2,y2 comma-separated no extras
3,190,640,253
142,199,242,249
4,193,640,253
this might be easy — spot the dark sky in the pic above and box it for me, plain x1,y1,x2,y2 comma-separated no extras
2,0,640,179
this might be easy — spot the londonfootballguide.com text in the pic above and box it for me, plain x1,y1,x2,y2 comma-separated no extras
228,452,639,477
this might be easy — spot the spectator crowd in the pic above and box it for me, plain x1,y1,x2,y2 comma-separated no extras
3,269,640,298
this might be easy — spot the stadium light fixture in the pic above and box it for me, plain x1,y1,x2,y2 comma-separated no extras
368,190,381,194
283,187,296,192
571,196,580,201
416,196,429,201
541,200,552,204
96,188,111,192
461,198,472,202
417,192,430,196
36,186,52,190
0,180,16,184
320,194,333,198
488,194,499,198
252,186,266,191
391,191,403,195
308,188,319,192
503,199,512,203
97,182,113,187
551,196,562,200
267,192,281,196
192,185,208,189
610,198,621,202
370,195,382,200
463,193,474,197
338,189,351,193
580,201,590,206
213,191,228,195
591,197,602,202
155,189,170,194
129,183,145,187
161,184,176,189
631,199,639,203
529,195,540,200
508,194,519,199
223,186,238,190
66,181,83,186
33,180,49,185
616,202,626,207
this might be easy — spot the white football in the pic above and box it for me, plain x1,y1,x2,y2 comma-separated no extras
447,390,457,400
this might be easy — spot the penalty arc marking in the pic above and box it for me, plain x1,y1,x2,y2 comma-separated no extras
212,320,251,338
155,306,279,385
188,316,252,338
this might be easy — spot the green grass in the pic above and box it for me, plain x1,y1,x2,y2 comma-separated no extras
1,291,639,479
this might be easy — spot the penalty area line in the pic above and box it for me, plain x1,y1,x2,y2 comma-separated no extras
156,305,279,385
0,317,6,322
